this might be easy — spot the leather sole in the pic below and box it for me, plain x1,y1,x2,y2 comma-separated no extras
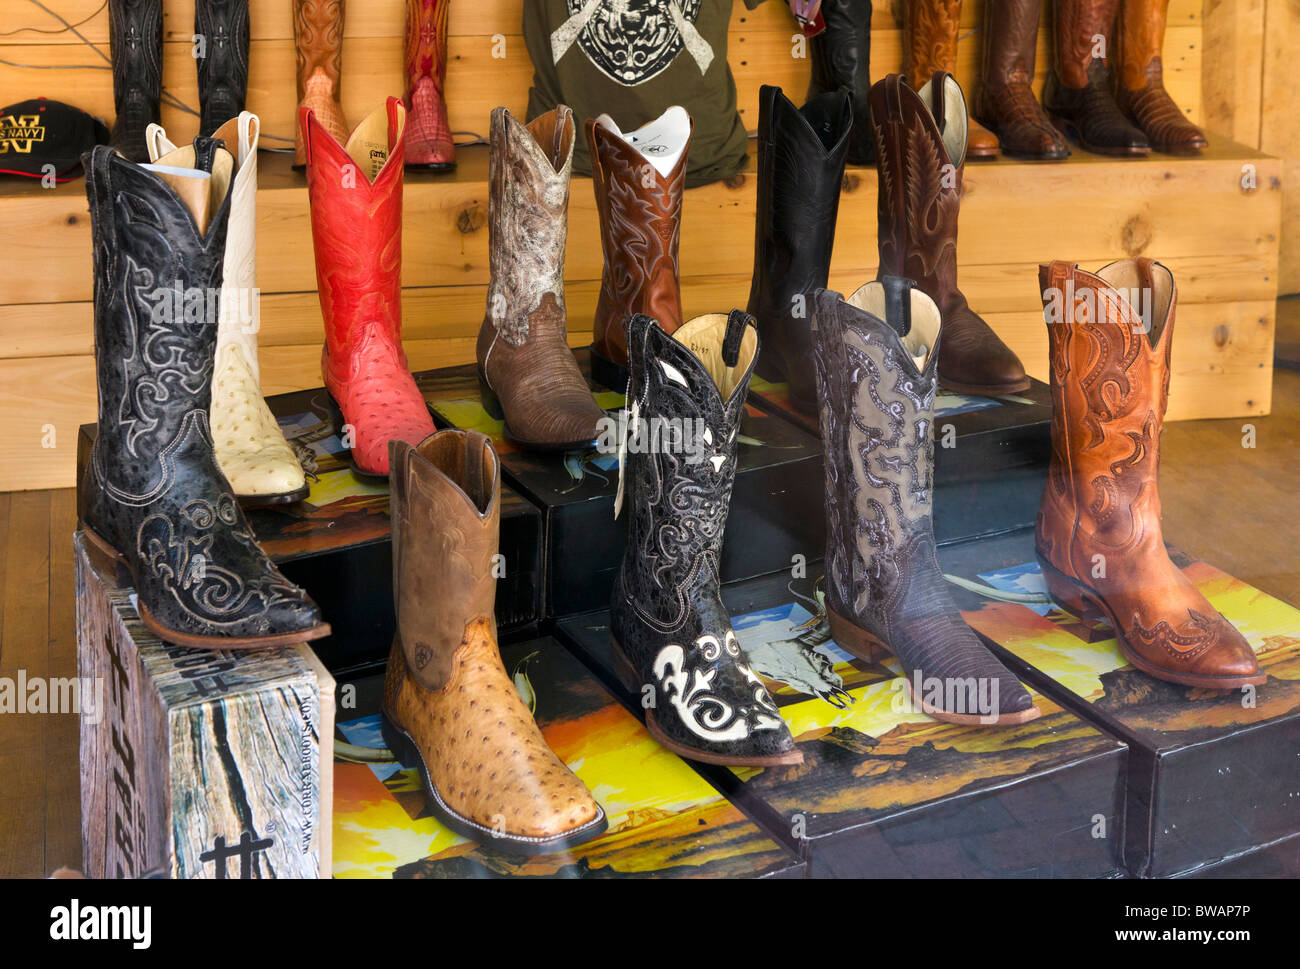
825,607,1043,726
966,145,1001,160
1036,552,1266,690
379,709,609,856
81,523,332,650
610,637,805,767
237,483,310,509
937,373,1032,397
476,368,599,453
1050,116,1150,157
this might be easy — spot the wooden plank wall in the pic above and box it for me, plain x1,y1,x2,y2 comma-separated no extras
0,0,1283,492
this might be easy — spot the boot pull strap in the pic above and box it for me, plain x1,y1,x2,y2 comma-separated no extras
463,430,491,514
881,74,905,124
929,71,948,134
723,309,752,367
1041,261,1076,322
881,276,914,338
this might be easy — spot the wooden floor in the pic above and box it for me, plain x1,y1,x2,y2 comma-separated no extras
2,299,1298,877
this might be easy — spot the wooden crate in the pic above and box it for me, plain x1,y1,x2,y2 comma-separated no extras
75,532,335,878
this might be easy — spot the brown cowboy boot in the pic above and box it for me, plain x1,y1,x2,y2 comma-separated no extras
1036,260,1261,689
1115,0,1207,153
292,0,348,168
587,106,692,391
868,73,1029,396
381,430,608,854
475,106,606,450
973,0,1070,159
904,0,1000,158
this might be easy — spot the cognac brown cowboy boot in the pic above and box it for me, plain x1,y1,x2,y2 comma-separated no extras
475,106,606,450
587,106,692,391
1115,0,1207,153
903,0,1000,158
1036,260,1262,689
293,0,348,168
1043,0,1149,155
381,430,608,853
869,73,1029,396
973,0,1070,159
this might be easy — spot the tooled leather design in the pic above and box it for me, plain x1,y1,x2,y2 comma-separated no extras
81,145,321,638
1078,293,1141,449
484,107,571,348
611,315,796,760
404,0,454,165
293,0,348,162
811,290,1034,715
974,0,1067,156
108,0,163,163
1053,0,1121,88
905,0,961,80
195,0,250,138
1129,611,1223,662
384,628,602,839
304,102,434,475
590,124,688,364
807,0,874,164
746,87,850,410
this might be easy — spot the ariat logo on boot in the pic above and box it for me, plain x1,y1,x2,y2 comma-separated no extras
0,114,44,154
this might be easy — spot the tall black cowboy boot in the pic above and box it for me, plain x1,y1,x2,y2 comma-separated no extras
195,0,251,137
747,84,851,415
108,0,163,163
80,142,329,649
611,310,801,767
807,0,873,165
810,279,1039,725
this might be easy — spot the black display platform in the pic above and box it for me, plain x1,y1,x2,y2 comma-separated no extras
557,570,1128,878
938,526,1300,878
76,385,544,676
749,375,1053,545
330,635,804,878
417,350,825,618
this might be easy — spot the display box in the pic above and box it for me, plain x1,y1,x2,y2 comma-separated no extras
331,635,804,878
76,385,544,675
557,570,1127,878
939,527,1300,878
74,532,335,878
417,351,825,618
749,376,1053,545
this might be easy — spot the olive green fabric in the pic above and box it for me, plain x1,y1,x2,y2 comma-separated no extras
523,0,765,188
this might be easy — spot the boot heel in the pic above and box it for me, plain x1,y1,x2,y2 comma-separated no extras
589,349,629,395
379,711,419,769
477,369,505,421
827,608,893,664
80,524,132,589
609,637,642,694
1037,554,1103,622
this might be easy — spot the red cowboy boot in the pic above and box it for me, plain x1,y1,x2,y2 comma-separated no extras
403,0,455,170
300,97,435,476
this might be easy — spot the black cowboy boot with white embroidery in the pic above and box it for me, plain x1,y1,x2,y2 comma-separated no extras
79,142,328,649
610,310,801,767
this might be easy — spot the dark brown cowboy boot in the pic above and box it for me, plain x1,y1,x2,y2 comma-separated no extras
868,73,1029,396
973,0,1070,159
382,430,608,853
587,106,692,392
1115,0,1207,153
1036,260,1260,688
475,106,606,451
904,0,1000,158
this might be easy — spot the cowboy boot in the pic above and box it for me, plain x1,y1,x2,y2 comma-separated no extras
1043,0,1149,155
301,98,436,477
1036,260,1261,688
807,0,874,165
381,430,608,854
79,142,328,649
404,0,455,170
973,0,1071,159
747,85,852,415
904,0,1000,158
107,0,162,163
810,280,1039,725
869,73,1029,396
194,0,250,138
293,0,348,169
587,106,692,392
1116,0,1207,152
147,113,308,506
474,106,605,450
611,310,802,767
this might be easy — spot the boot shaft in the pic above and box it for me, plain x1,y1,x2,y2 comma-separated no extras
195,0,250,138
1053,0,1121,88
389,430,500,692
293,0,346,99
302,98,406,353
404,0,450,93
905,0,962,81
809,0,872,99
981,0,1044,88
1117,0,1170,89
484,106,573,348
109,0,162,112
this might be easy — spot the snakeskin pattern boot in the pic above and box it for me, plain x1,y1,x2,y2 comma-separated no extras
107,0,162,163
404,0,456,170
611,310,802,767
973,0,1070,159
810,279,1039,725
79,142,327,649
194,0,250,137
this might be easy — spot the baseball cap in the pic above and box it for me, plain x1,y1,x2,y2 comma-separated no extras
0,98,110,182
